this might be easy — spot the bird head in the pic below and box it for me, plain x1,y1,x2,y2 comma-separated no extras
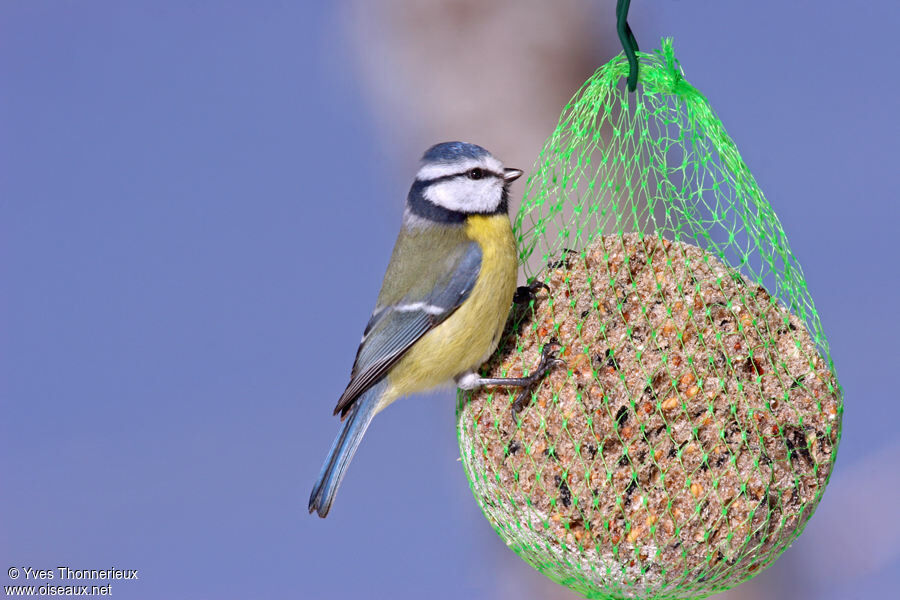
405,142,522,225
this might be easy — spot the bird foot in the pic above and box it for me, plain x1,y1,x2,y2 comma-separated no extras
510,341,566,421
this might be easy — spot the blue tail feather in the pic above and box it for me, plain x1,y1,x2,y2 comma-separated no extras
308,379,385,518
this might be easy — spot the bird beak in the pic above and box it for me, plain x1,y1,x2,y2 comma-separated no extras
503,168,524,182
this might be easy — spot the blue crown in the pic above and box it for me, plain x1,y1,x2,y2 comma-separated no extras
422,141,489,163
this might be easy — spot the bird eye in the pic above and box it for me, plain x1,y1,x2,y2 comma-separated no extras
468,168,484,180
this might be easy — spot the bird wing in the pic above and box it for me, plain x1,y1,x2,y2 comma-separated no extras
333,240,482,418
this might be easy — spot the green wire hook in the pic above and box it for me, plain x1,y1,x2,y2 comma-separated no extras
616,0,640,92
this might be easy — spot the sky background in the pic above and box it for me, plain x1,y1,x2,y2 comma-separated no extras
2,2,899,599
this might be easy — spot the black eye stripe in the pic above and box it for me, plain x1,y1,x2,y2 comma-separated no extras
468,169,501,180
420,169,503,184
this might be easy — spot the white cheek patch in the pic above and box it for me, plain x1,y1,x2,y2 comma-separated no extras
423,178,503,213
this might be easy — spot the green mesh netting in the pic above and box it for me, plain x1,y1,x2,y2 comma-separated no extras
457,40,843,600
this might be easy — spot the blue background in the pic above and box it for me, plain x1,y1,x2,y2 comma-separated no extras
2,2,898,599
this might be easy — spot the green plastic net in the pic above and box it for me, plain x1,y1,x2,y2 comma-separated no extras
457,40,843,600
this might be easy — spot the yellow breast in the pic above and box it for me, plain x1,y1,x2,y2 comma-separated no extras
381,214,518,409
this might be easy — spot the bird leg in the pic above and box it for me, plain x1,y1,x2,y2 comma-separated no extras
456,342,565,421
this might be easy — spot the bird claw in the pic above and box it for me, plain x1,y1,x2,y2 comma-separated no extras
513,280,551,304
510,341,566,422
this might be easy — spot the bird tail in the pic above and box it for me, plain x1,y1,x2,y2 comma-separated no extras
308,379,386,518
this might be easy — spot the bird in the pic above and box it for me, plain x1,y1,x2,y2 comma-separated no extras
308,141,561,518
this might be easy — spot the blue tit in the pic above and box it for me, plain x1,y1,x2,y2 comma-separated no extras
308,141,561,518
